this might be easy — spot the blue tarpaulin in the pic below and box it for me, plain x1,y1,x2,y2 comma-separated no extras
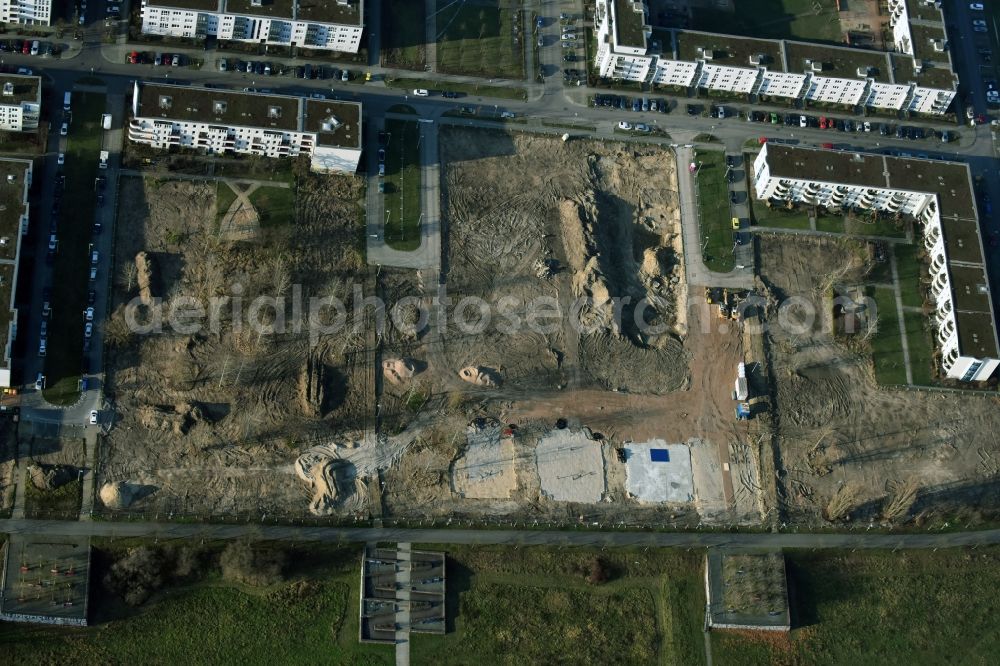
650,449,670,462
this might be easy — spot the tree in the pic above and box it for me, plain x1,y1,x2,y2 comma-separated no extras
585,556,611,585
103,546,171,606
824,483,862,522
882,477,920,522
119,261,138,294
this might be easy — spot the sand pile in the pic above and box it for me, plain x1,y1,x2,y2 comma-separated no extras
99,481,139,509
558,197,617,332
295,454,341,515
459,366,500,387
383,358,418,385
137,403,203,435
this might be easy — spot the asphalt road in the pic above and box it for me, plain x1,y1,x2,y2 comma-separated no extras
1,518,998,550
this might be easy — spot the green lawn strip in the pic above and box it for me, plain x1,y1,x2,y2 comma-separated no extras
894,243,924,308
712,549,1000,665
694,150,736,272
381,0,426,70
248,185,296,228
690,0,841,42
42,91,105,406
383,77,528,101
24,476,82,520
0,573,391,664
904,310,935,385
410,544,705,665
815,215,843,233
435,1,524,79
870,286,907,385
383,119,421,251
215,181,238,225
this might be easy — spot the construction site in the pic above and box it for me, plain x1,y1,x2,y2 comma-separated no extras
756,233,1000,525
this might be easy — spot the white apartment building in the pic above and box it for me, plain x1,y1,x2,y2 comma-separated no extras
0,159,31,388
129,83,362,173
0,75,41,132
593,0,957,115
753,144,999,383
0,0,51,25
140,0,364,52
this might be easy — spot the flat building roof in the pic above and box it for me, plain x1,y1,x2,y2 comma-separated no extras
303,99,361,148
613,0,647,48
136,83,301,132
0,74,40,105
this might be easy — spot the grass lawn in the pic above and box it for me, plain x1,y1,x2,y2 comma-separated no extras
844,214,907,238
410,544,705,665
690,0,842,43
750,200,812,230
870,286,907,385
712,548,1000,664
215,181,238,226
814,214,843,233
384,77,528,101
895,243,924,308
694,150,736,272
381,0,426,70
383,119,422,251
249,185,296,228
436,1,524,79
24,477,82,520
0,548,392,664
904,310,935,385
42,92,106,406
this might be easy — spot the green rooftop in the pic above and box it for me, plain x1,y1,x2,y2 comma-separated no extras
613,0,648,48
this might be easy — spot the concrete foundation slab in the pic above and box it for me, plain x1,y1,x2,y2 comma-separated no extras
624,439,694,503
535,429,606,503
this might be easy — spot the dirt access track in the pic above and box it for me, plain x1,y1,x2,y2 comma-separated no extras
757,234,1000,526
377,129,758,524
97,170,372,517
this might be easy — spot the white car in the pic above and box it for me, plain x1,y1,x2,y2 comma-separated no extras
971,3,984,9
57,153,64,165
413,88,429,96
973,19,987,27
863,121,872,132
30,41,39,56
310,92,326,99
84,306,94,321
89,410,98,425
60,122,68,136
35,373,45,390
799,115,807,128
618,121,633,130
84,322,93,338
561,33,576,41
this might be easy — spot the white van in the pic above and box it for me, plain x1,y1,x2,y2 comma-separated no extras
63,92,71,111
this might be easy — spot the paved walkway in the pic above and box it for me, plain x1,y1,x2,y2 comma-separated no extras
889,250,915,385
394,542,412,666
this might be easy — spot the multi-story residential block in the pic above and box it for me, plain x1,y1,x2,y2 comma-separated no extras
0,159,31,388
0,75,41,132
129,83,362,173
0,0,51,25
753,144,999,382
594,0,957,115
140,0,364,52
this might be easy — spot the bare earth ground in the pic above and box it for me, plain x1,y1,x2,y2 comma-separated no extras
757,234,1000,525
98,172,372,517
379,129,755,524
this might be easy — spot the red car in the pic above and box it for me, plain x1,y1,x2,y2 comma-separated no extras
127,51,138,64
819,116,828,129
21,41,30,55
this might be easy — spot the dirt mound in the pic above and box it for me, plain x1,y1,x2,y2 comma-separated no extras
135,251,157,304
137,403,203,435
28,463,76,491
383,358,418,385
459,366,501,387
581,332,689,394
559,197,618,332
296,457,341,515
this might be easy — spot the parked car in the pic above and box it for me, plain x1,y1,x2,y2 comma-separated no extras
799,115,807,128
30,40,39,56
35,373,45,390
634,123,650,133
618,121,633,130
413,88,429,96
85,306,94,321
218,58,227,71
154,53,162,66
971,3,985,9
57,153,64,165
89,410,99,425
84,322,93,338
561,33,576,41
60,122,68,136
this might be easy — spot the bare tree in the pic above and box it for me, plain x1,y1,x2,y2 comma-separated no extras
119,261,138,295
824,482,862,522
882,477,920,522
